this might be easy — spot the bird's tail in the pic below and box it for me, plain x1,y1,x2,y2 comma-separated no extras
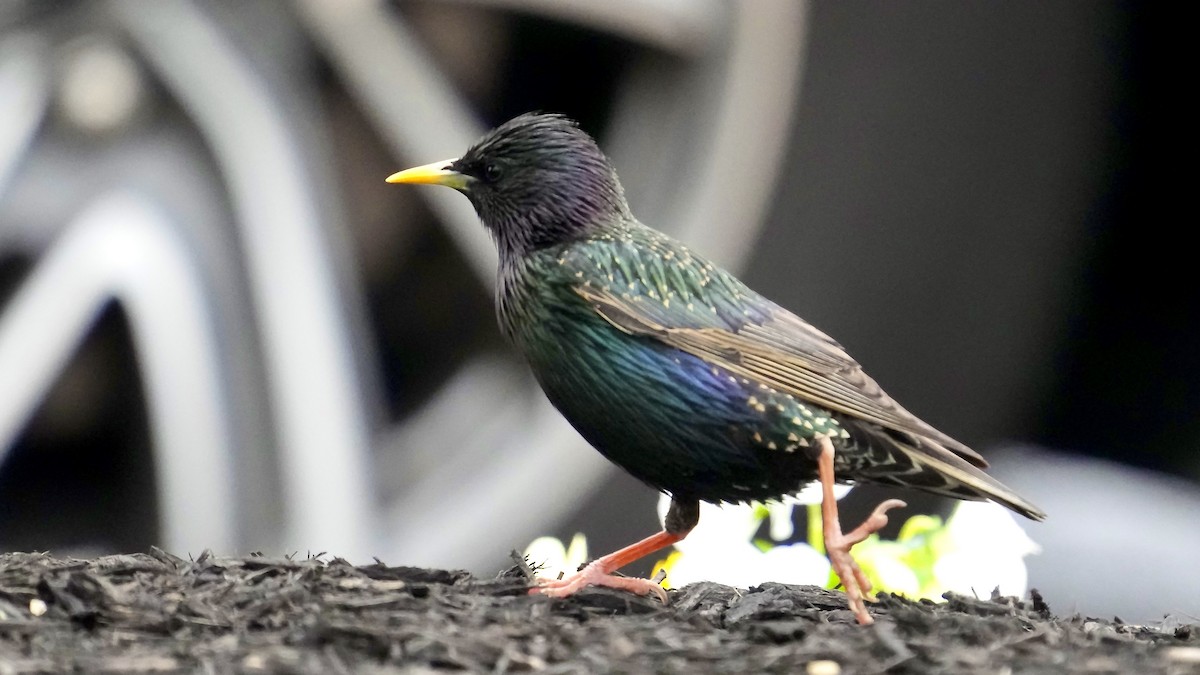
847,422,1046,521
894,438,1046,521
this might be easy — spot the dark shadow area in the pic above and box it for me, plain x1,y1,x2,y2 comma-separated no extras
0,303,157,553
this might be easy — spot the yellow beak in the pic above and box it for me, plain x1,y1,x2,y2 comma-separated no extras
385,158,469,189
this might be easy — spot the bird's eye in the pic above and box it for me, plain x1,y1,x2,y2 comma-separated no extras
483,163,503,182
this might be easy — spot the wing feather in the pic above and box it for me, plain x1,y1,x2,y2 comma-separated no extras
576,284,988,468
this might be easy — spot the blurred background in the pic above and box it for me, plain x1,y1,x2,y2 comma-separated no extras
1,1,1192,623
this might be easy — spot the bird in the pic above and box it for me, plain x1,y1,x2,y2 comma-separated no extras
386,112,1045,625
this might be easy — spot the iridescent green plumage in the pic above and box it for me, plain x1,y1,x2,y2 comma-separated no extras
500,217,1043,517
387,112,1044,624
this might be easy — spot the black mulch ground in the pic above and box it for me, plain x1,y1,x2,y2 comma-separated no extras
0,550,1196,674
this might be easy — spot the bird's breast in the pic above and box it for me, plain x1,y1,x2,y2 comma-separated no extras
493,258,832,501
496,253,563,346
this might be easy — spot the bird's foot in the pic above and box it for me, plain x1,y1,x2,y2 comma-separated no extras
826,498,907,625
530,560,669,603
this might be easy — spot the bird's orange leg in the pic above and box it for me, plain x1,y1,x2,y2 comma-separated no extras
532,499,699,603
817,436,906,625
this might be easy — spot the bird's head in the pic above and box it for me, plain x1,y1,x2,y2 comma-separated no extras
387,112,629,260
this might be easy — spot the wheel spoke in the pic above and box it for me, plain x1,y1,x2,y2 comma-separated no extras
297,0,497,289
0,34,50,201
449,0,722,57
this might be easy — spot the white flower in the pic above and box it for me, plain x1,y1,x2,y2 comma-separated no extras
789,480,853,506
931,501,1041,597
766,483,852,541
663,536,829,589
524,532,588,579
657,494,761,544
759,542,832,586
655,493,835,589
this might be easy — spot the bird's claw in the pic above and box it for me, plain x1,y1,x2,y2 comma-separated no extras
530,560,669,603
827,498,907,625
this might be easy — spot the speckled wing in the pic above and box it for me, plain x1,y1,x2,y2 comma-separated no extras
573,282,989,470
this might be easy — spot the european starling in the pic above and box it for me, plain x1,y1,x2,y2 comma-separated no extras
387,113,1045,625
